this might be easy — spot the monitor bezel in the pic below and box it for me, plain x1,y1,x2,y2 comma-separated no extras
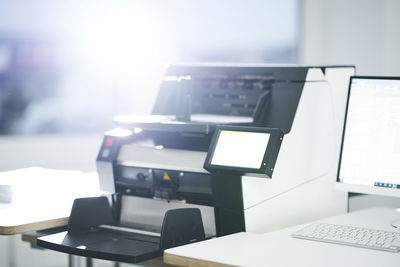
336,76,400,197
204,125,283,176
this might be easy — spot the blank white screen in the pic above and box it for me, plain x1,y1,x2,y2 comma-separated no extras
211,130,270,169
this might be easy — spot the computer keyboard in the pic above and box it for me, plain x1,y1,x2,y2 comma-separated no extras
291,222,400,252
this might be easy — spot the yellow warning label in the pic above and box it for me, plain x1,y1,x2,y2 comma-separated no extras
163,172,171,181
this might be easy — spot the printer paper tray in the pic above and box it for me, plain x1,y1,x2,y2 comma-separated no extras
37,230,163,263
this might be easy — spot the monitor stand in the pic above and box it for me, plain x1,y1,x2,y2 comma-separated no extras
391,219,400,228
390,207,400,228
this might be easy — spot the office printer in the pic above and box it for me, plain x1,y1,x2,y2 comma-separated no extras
38,64,355,263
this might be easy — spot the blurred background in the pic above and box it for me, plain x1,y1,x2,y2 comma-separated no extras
0,0,400,266
0,0,298,135
0,0,399,136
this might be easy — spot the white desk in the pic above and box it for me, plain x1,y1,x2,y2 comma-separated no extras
0,167,101,235
164,207,400,267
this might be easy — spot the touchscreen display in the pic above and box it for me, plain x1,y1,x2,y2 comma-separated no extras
210,130,270,169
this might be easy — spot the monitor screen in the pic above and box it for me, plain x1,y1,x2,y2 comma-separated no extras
338,77,400,196
210,130,270,169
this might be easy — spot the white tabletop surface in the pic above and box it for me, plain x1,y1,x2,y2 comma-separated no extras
164,207,400,267
0,167,101,235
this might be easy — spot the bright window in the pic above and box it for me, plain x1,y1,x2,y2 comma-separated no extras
0,0,299,134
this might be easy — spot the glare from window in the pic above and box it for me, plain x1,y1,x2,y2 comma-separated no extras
0,0,299,135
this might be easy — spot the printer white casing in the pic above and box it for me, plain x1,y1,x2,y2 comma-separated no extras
97,65,355,236
242,67,354,233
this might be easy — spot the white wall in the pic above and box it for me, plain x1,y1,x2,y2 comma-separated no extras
0,236,10,267
300,0,400,76
0,134,102,172
300,0,400,211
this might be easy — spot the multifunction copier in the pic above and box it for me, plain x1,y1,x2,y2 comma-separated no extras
38,64,355,263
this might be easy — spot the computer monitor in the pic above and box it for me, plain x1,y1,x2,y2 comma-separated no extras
337,76,400,227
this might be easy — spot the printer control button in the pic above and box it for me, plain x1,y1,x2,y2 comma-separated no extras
105,138,114,147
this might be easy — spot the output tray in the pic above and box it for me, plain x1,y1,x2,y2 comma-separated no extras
37,229,162,263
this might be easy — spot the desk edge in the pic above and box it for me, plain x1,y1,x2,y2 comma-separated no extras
0,217,69,235
164,251,236,267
